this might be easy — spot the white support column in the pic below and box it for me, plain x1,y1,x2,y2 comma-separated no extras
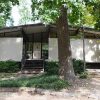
49,38,58,61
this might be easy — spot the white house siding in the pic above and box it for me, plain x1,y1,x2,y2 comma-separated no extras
49,38,100,62
0,38,23,61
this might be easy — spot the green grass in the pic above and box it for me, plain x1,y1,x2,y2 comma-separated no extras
0,73,17,79
0,74,69,90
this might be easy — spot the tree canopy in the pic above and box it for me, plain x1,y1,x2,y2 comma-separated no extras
0,0,19,27
31,0,100,30
0,0,99,30
84,0,100,30
0,0,18,4
18,0,33,25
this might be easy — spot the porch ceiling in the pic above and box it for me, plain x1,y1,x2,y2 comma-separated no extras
27,32,48,43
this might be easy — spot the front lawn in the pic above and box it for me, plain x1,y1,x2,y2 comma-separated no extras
0,74,69,90
0,73,17,79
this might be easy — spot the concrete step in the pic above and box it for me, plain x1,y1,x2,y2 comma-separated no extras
23,59,44,69
21,69,44,74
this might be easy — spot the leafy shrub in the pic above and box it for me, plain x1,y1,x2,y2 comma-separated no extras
73,59,85,75
79,72,88,79
44,59,87,77
0,60,20,73
44,61,59,75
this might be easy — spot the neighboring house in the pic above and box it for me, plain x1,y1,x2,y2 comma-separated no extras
0,23,100,69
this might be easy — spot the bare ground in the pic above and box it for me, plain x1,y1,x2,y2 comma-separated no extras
0,69,100,100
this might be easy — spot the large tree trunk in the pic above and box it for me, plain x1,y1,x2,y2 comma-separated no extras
56,5,75,81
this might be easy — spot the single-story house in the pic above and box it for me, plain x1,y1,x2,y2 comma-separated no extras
0,23,100,70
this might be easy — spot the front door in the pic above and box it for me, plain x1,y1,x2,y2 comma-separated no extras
33,43,41,59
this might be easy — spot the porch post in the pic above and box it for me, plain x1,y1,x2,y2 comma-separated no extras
41,33,43,59
21,29,26,70
32,34,34,59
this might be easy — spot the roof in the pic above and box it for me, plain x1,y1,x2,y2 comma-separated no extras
0,23,48,36
0,23,100,38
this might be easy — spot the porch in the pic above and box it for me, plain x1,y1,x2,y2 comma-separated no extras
21,26,49,71
0,23,50,71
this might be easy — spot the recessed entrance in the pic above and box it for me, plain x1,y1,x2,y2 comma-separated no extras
26,42,41,60
33,43,41,59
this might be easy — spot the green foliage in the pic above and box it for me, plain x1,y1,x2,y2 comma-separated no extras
0,60,20,73
0,3,11,27
0,75,69,90
31,0,85,24
84,0,100,30
44,61,59,75
45,60,87,76
0,0,19,5
73,59,85,75
0,80,22,87
79,71,88,79
73,59,88,79
31,0,99,29
0,0,19,27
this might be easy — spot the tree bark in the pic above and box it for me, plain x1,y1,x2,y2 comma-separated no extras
56,5,75,81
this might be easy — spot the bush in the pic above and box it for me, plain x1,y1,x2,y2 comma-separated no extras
44,61,59,75
73,59,85,75
79,72,88,79
0,60,20,73
44,59,87,77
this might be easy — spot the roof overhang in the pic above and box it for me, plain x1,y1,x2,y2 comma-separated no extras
0,23,100,38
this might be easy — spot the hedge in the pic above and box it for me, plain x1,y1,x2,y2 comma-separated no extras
0,60,20,73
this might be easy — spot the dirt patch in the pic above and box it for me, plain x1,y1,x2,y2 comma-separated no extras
0,77,100,100
0,70,100,100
